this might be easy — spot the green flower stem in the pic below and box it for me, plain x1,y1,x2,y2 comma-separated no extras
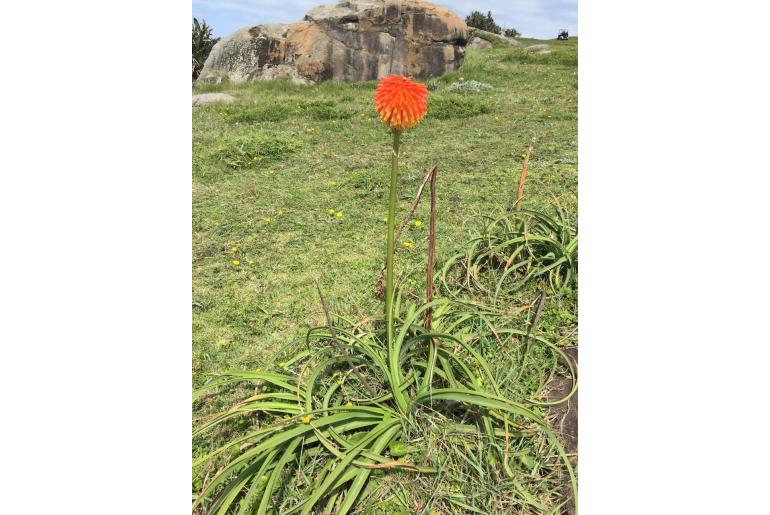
385,130,401,350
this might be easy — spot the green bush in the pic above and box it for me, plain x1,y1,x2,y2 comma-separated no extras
210,132,298,169
192,18,219,80
465,10,501,34
219,103,292,123
428,95,492,119
504,28,521,38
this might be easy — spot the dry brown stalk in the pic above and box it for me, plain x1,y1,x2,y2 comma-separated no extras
424,166,438,331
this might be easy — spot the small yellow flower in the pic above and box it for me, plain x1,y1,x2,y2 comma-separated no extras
403,241,413,248
231,246,238,253
336,211,343,218
337,380,344,386
330,181,337,186
327,209,336,215
382,217,388,223
232,259,240,266
302,416,311,424
413,220,423,228
262,217,272,222
278,362,286,368
345,401,353,408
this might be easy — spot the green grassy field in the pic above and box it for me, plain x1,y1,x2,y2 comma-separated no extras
193,37,578,513
193,38,577,387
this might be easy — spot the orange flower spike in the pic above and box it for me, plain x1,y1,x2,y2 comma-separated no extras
374,75,428,132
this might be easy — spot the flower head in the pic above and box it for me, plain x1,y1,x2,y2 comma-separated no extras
302,416,312,424
414,220,423,228
403,241,413,248
375,75,428,132
232,259,240,266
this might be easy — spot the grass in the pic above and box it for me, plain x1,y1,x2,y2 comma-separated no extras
193,37,577,383
193,37,577,512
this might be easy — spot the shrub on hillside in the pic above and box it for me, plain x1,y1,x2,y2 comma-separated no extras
465,10,501,34
504,28,521,38
192,18,219,80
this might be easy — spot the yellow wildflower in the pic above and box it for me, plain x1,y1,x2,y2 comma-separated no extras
345,401,353,408
278,362,286,368
232,260,240,266
302,416,312,424
413,220,423,228
403,241,413,248
231,246,238,253
327,209,336,215
336,211,343,218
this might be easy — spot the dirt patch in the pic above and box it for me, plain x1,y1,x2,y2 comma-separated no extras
545,346,577,514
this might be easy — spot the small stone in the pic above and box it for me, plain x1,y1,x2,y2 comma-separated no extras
191,93,235,107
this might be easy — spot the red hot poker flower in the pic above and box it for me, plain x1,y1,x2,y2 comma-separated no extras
374,75,428,132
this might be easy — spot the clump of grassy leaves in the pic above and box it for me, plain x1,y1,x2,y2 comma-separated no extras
192,291,576,514
442,206,578,304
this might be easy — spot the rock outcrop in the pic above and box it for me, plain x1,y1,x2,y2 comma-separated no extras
468,37,492,49
468,28,522,47
198,0,467,85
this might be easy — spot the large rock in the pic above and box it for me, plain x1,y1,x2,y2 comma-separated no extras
198,0,467,85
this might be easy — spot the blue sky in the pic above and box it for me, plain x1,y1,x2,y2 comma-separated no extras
192,0,577,40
